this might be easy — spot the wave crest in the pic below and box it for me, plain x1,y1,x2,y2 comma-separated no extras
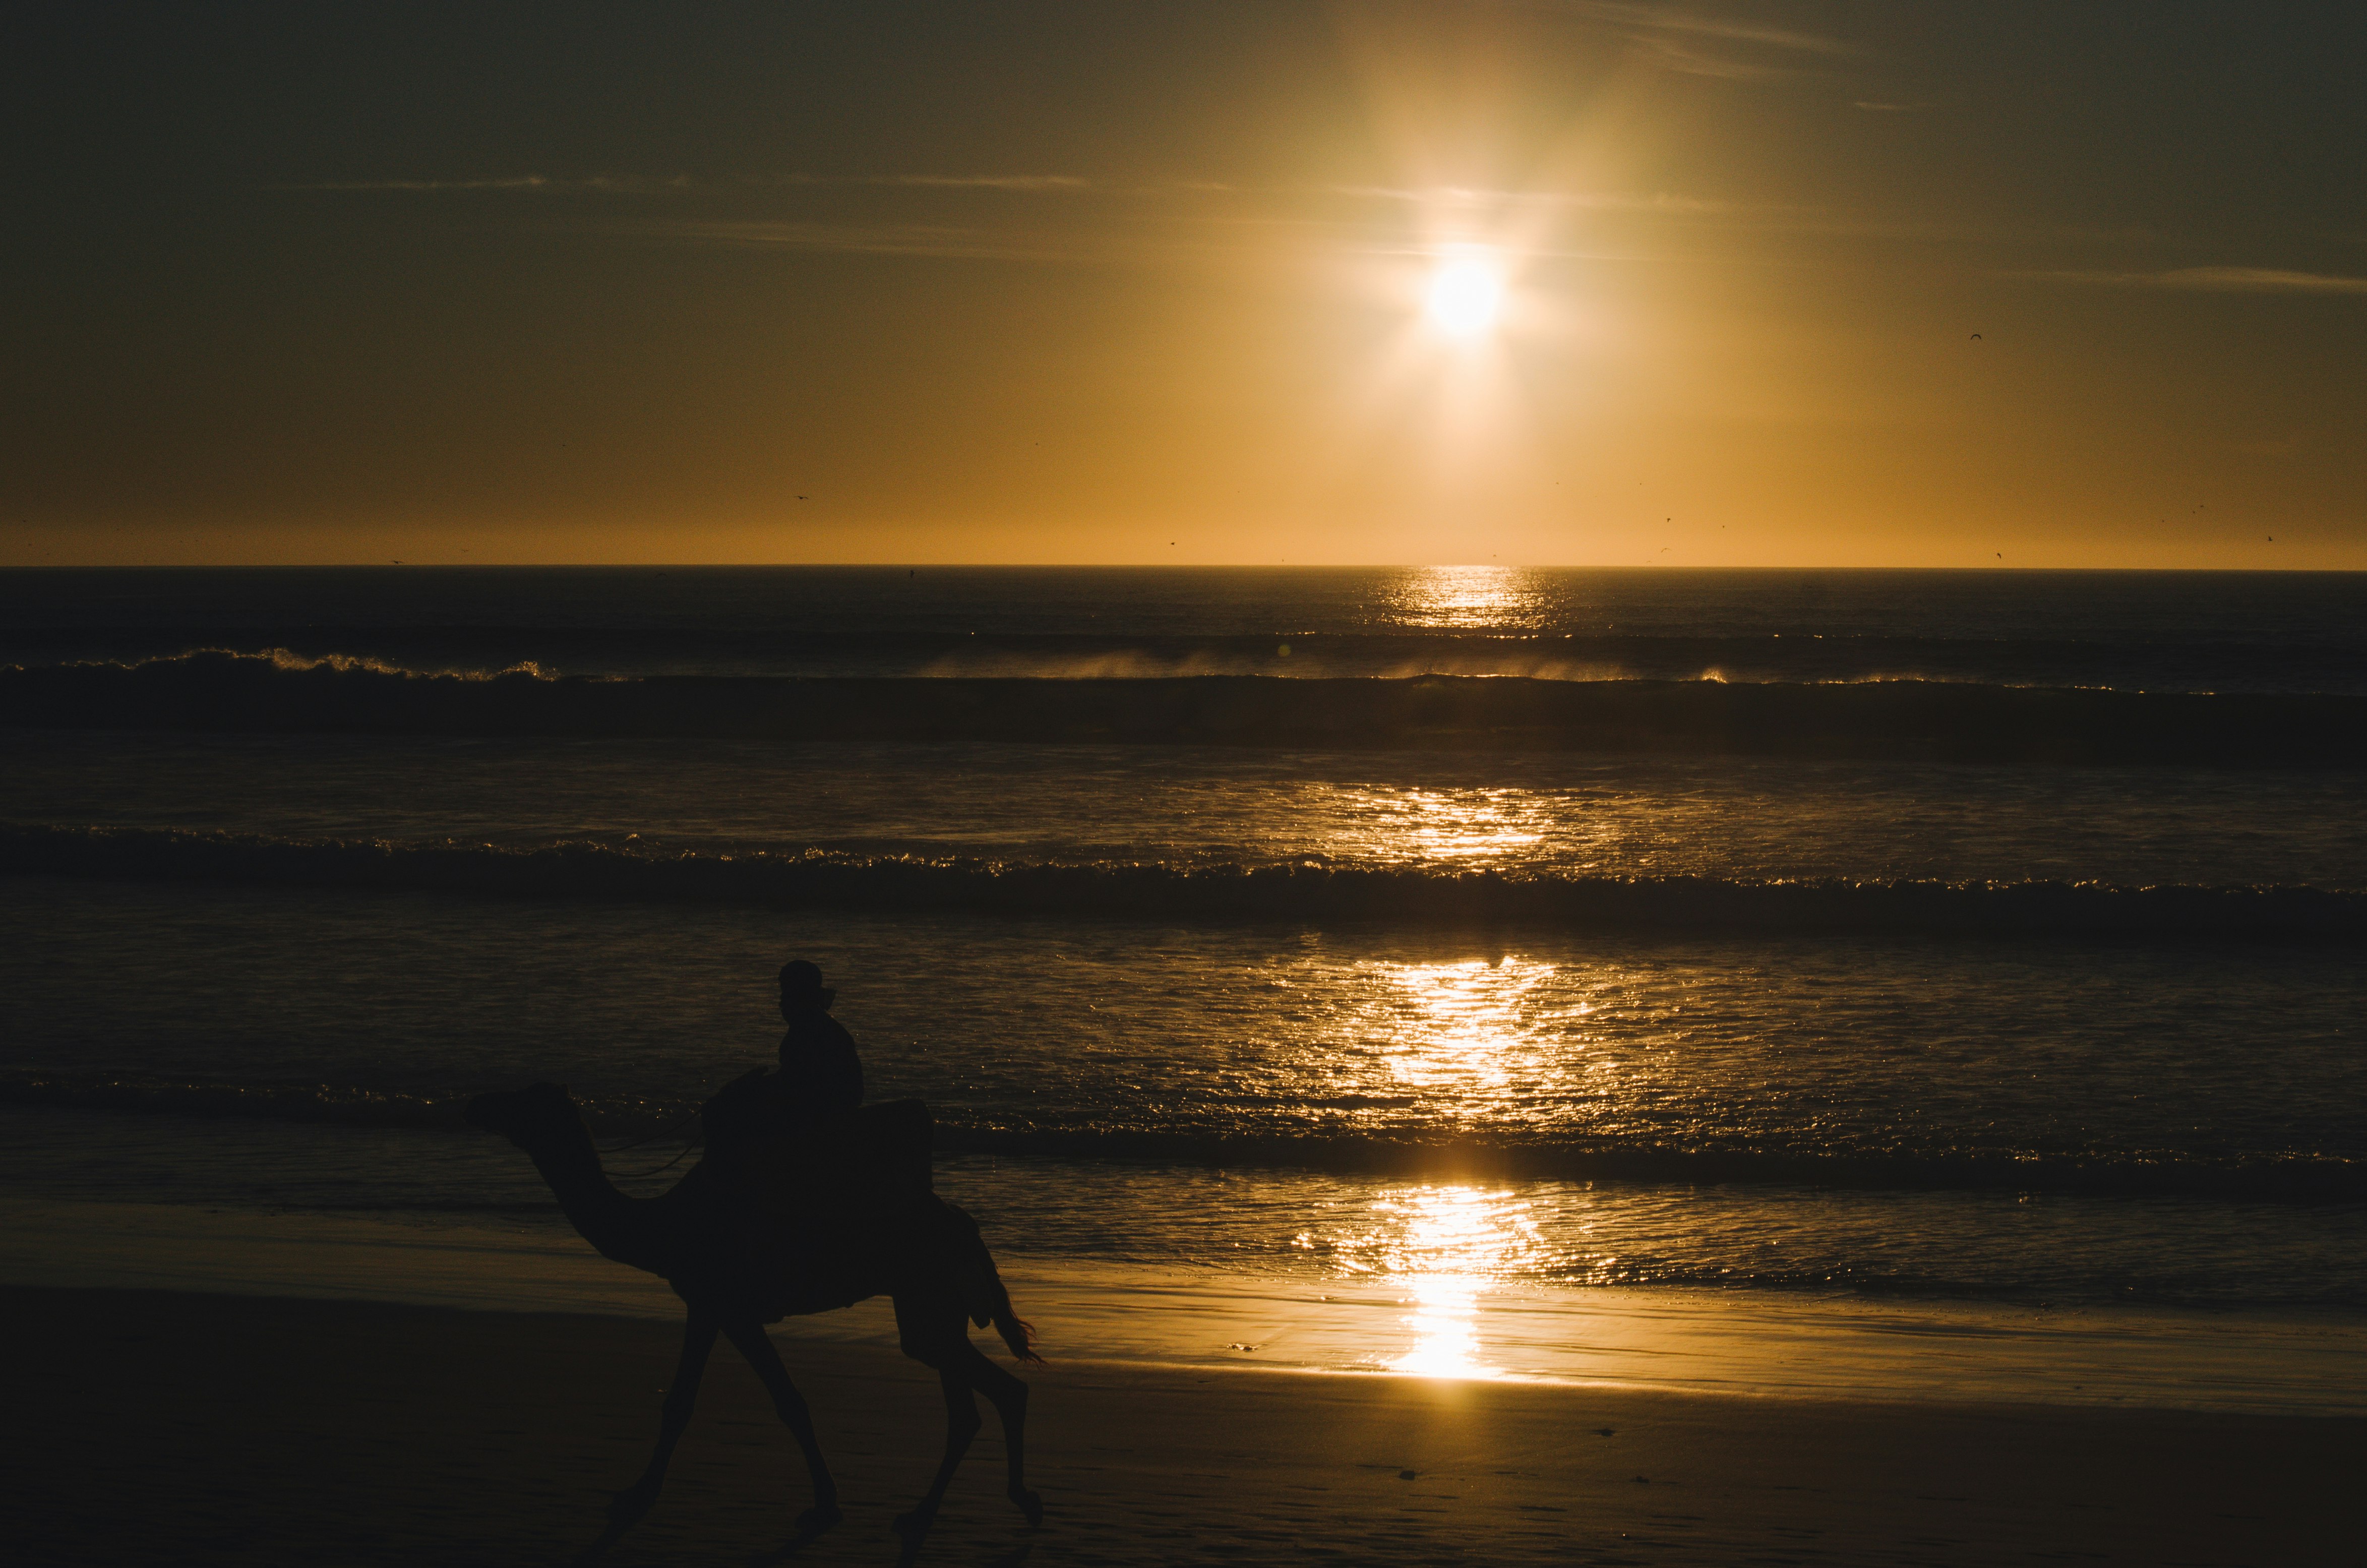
5,824,2358,940
5,649,2364,764
4,1072,2354,1202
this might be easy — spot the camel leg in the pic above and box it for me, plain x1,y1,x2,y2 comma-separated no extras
901,1367,983,1539
950,1338,1040,1525
582,1309,715,1561
887,1294,983,1549
720,1320,842,1533
888,1292,1041,1549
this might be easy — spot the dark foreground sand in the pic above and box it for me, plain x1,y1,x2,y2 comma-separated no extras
6,1286,2356,1567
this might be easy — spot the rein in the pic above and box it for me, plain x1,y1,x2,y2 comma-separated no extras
600,1107,703,1177
599,1107,698,1155
610,1138,701,1180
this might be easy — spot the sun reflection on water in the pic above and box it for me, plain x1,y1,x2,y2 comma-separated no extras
1282,949,1625,1376
1383,957,1558,1096
1327,1184,1549,1380
1401,787,1546,861
1387,565,1550,630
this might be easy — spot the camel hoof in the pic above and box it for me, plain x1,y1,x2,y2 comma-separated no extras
605,1482,658,1526
794,1501,843,1533
890,1505,934,1541
1009,1486,1044,1527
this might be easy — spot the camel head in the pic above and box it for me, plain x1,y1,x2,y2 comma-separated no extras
464,1082,581,1147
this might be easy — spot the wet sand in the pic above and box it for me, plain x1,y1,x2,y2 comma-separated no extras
11,1197,2367,1414
8,1284,2356,1567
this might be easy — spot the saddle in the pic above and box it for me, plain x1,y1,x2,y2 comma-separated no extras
699,1090,1001,1323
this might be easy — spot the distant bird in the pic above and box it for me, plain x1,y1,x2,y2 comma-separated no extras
798,495,808,500
1995,553,2002,558
2268,535,2276,541
1970,333,1982,340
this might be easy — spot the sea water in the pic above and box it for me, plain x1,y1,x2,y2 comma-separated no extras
3,567,2362,1401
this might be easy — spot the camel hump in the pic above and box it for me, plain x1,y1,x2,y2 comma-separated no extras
850,1097,933,1149
808,1098,935,1196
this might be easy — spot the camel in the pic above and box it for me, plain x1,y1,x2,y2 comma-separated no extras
464,1082,1043,1561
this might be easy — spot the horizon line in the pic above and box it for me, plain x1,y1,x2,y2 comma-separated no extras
4,562,2361,575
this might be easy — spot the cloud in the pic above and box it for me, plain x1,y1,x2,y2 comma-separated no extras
876,174,1088,192
1853,100,1937,112
279,173,1087,196
770,173,1090,192
1323,182,1717,207
277,175,690,193
646,220,1073,262
2031,266,2367,294
1510,1,1850,77
1544,2,1849,55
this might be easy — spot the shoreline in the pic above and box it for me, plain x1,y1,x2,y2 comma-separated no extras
9,1282,2360,1566
6,1195,2363,1418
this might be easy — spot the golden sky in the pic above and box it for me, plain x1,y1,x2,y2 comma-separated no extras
5,2,2363,567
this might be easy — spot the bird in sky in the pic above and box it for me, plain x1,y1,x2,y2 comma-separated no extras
1971,333,1983,340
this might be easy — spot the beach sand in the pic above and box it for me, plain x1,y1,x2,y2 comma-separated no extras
7,1284,2357,1567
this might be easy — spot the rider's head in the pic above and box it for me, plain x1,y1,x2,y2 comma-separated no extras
779,959,836,1018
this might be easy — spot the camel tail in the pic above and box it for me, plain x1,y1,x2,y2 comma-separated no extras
997,1307,1046,1366
975,1236,1046,1365
939,1199,1047,1364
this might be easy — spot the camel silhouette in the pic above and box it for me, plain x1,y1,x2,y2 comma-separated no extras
465,1082,1043,1562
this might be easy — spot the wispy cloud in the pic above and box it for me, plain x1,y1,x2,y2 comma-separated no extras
1544,2,1849,55
770,172,1091,192
1510,1,1850,78
871,174,1088,192
1317,183,1741,214
2031,266,2367,294
277,174,691,194
281,172,1088,196
646,220,1074,262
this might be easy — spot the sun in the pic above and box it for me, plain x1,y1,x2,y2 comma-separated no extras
1424,259,1504,339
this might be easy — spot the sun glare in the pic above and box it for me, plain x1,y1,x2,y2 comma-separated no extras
1424,259,1504,338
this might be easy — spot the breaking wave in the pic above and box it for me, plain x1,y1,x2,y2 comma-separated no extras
4,647,2364,765
3,1071,2356,1203
5,823,2359,940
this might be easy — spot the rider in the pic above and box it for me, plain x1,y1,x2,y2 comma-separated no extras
701,960,864,1211
772,959,864,1124
700,960,999,1324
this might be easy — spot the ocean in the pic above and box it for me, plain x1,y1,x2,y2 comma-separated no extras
4,566,2363,1404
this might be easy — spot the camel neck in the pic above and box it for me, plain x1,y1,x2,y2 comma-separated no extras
522,1113,664,1276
